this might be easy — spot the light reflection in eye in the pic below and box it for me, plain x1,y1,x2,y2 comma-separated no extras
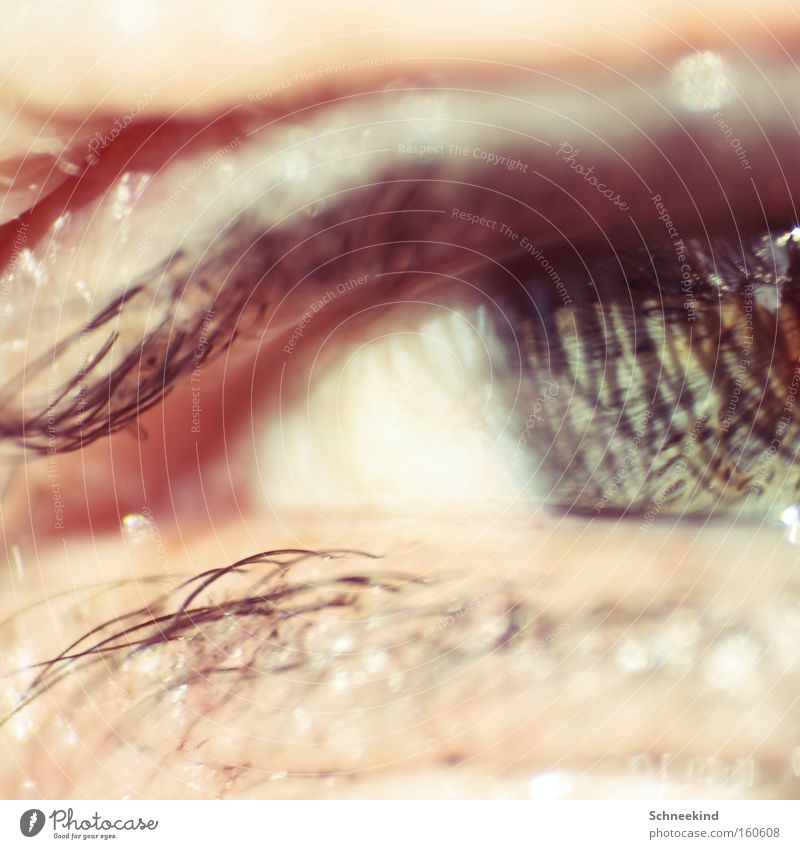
780,504,800,543
671,51,736,113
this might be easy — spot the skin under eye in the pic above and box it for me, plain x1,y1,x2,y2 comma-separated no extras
3,29,800,802
3,512,800,798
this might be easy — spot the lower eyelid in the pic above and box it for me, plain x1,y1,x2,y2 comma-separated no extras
3,518,799,798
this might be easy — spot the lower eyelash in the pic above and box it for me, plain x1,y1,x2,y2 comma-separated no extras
1,548,383,724
7,542,797,790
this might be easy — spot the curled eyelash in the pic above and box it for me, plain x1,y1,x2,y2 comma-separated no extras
0,226,273,454
5,540,798,802
0,171,446,455
0,547,387,725
6,141,800,522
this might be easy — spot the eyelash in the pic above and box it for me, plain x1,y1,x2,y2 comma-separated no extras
1,548,382,726
5,165,448,456
5,230,258,453
5,87,799,525
501,228,800,517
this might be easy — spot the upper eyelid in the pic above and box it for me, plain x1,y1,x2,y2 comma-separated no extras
5,62,799,453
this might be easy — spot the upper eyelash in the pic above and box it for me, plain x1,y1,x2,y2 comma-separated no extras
3,64,800,462
6,221,786,463
3,117,794,476
0,168,447,456
0,223,266,454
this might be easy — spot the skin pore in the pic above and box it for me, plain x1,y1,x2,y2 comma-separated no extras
1,0,800,799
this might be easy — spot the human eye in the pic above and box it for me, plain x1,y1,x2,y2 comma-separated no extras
1,2,800,805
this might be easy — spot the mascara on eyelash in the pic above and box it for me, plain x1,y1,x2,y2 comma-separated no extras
6,218,800,528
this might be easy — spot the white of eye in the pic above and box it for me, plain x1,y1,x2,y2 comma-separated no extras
251,301,530,516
